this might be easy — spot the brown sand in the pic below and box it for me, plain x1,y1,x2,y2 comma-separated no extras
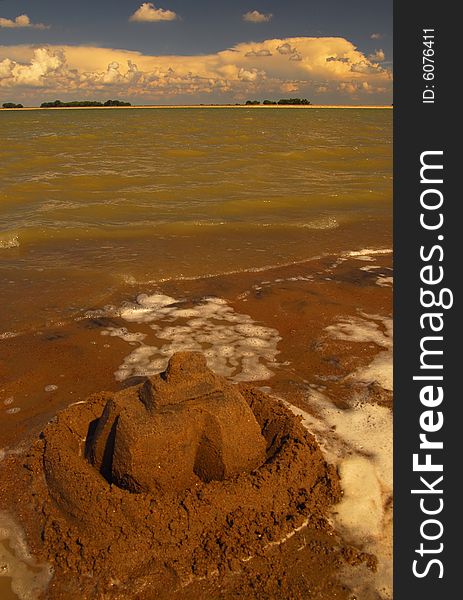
1,352,374,599
0,253,392,598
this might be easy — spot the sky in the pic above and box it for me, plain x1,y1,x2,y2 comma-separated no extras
0,1,392,106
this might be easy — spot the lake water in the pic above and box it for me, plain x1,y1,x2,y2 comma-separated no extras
0,107,392,334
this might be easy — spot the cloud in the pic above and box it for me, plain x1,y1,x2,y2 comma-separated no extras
129,3,177,22
350,60,382,74
276,43,302,61
326,56,350,63
276,43,296,55
0,47,67,86
245,49,272,57
242,10,273,23
238,67,266,82
338,80,387,96
370,33,384,40
0,37,392,104
368,49,385,62
0,14,49,29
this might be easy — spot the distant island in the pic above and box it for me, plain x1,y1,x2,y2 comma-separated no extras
40,99,132,108
245,98,311,106
1,100,392,111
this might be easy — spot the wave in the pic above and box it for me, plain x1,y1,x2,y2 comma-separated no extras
117,245,392,287
343,248,392,258
1,217,340,245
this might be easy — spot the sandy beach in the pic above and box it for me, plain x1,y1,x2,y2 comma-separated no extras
0,106,392,599
0,249,392,599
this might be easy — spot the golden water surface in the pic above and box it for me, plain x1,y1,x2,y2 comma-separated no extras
0,108,392,332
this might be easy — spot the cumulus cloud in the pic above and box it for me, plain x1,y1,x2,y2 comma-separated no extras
276,43,296,55
245,49,272,57
350,60,382,74
0,37,392,104
238,67,266,82
326,56,350,63
368,49,385,62
338,80,387,96
0,14,49,29
129,3,177,22
276,43,303,61
243,10,273,23
0,47,69,87
370,33,384,40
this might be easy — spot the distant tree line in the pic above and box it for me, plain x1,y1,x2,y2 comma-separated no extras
2,103,23,109
40,99,132,108
245,98,311,106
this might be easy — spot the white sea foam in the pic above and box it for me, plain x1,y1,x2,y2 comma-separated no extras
101,327,146,343
294,216,338,230
343,248,392,259
287,392,392,600
106,294,281,382
0,513,53,600
281,310,393,597
326,313,392,391
359,266,394,289
376,276,393,288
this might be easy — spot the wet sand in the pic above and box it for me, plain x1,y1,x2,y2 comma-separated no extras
0,249,392,599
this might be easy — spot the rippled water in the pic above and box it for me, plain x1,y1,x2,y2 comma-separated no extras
0,108,392,331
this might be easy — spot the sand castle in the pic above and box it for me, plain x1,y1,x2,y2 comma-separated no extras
10,351,363,598
86,352,266,494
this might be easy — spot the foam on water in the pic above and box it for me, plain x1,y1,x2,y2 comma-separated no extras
359,265,394,288
328,248,392,273
282,310,393,598
0,513,52,600
105,294,281,382
376,276,393,287
293,216,338,230
287,392,392,599
343,248,392,259
326,313,392,391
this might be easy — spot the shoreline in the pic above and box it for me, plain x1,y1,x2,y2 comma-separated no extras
0,105,392,598
0,250,393,599
1,104,393,111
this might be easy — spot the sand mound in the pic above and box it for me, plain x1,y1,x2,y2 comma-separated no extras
20,352,361,598
86,352,266,494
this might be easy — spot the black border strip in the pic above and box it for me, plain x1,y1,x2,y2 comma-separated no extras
394,2,457,597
